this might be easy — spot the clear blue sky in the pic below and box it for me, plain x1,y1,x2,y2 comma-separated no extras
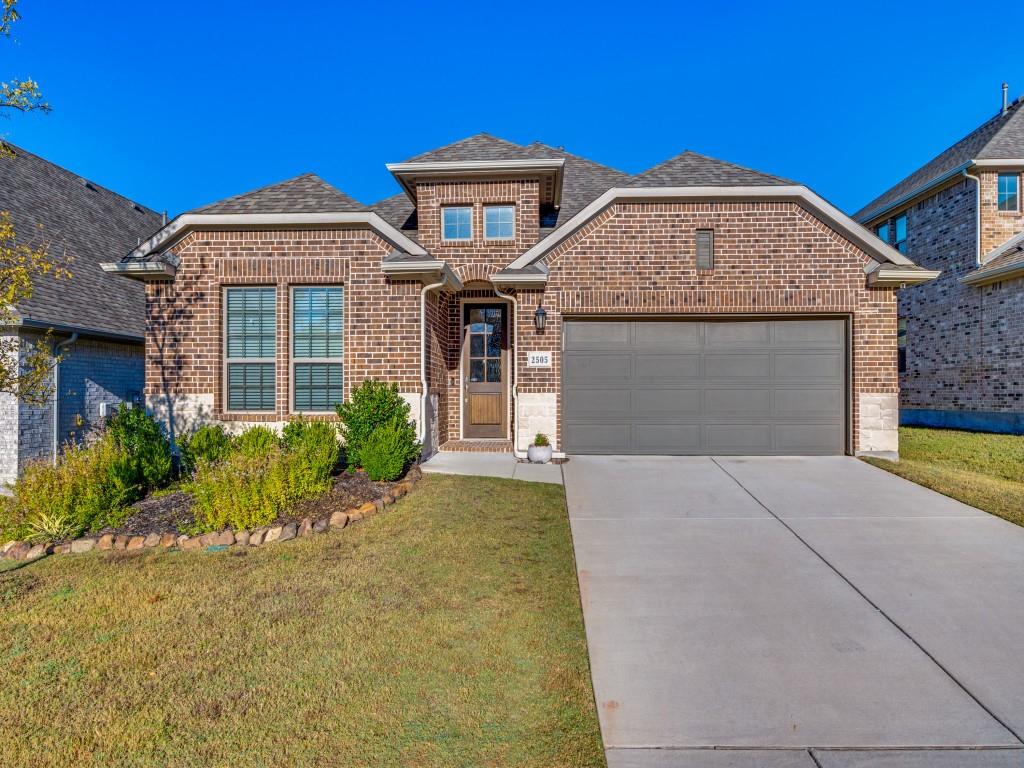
5,0,1023,217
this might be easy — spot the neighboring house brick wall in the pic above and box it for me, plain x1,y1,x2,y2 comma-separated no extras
978,169,1024,255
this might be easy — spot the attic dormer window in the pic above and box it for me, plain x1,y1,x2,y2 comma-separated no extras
442,206,472,241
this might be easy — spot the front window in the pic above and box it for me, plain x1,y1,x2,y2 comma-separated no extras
442,206,472,241
484,205,515,240
292,286,344,412
876,221,890,244
894,214,907,254
225,287,276,411
897,317,907,374
998,173,1020,212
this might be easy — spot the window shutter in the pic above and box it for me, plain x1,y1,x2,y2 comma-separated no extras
696,230,714,270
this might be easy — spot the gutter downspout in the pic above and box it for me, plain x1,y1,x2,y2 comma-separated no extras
964,168,982,264
491,285,526,459
419,278,446,456
51,332,78,465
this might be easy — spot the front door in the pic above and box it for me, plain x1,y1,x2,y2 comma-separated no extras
462,304,508,439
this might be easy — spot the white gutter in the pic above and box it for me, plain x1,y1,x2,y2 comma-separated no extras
100,261,177,281
51,332,79,465
418,277,447,453
964,169,983,265
505,185,917,271
491,284,526,458
866,267,942,287
960,257,1024,286
125,211,427,260
855,162,973,225
970,158,1024,168
386,158,565,203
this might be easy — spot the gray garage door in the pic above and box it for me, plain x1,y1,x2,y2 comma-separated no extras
562,318,846,455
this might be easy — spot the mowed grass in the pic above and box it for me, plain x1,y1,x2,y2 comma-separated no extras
864,426,1024,527
0,475,604,768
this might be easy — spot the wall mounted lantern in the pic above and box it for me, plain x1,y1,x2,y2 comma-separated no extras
534,305,547,331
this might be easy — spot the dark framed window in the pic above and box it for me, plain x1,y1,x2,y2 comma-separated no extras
484,205,515,240
894,213,908,254
291,286,344,412
998,173,1020,212
696,229,714,270
876,221,890,243
224,287,276,411
897,317,908,374
442,206,472,241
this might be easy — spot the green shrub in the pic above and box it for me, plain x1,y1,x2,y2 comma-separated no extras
534,433,550,447
283,419,340,495
361,420,416,482
233,426,279,458
0,434,134,542
105,404,173,494
189,446,291,533
336,380,420,471
178,424,232,474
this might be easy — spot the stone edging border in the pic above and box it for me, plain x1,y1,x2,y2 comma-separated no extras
0,467,422,562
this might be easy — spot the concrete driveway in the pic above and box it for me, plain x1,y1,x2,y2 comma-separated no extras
564,456,1024,767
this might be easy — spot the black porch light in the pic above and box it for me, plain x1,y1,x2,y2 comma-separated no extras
533,305,547,331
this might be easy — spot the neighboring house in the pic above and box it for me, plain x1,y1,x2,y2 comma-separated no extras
0,144,162,483
104,133,935,459
855,88,1024,433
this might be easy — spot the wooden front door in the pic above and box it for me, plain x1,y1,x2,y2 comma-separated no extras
462,304,508,438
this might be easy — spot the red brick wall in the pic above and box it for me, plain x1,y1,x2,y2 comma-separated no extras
145,228,420,424
978,169,1024,256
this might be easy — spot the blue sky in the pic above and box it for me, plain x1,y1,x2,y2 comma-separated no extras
4,0,1023,217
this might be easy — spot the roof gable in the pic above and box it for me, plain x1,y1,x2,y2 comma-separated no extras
630,150,793,187
0,143,161,338
403,133,535,162
855,98,1024,221
191,173,367,214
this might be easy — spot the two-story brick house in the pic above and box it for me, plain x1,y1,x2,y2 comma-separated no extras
104,134,935,458
855,89,1024,433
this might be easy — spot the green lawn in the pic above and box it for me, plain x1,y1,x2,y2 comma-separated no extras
864,426,1024,527
0,475,604,768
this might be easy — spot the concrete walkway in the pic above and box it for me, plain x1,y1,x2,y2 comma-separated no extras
420,451,563,484
564,455,1024,767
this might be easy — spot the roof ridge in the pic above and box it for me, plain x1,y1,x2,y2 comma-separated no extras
405,132,527,162
636,149,793,184
523,141,631,176
2,140,161,216
190,172,366,214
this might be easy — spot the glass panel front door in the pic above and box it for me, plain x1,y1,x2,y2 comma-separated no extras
463,304,507,438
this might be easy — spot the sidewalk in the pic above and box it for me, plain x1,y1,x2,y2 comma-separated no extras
420,452,563,485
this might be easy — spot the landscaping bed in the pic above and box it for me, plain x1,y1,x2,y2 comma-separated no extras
0,474,605,767
864,426,1024,527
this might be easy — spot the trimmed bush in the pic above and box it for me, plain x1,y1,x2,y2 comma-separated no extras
105,404,173,494
336,380,420,471
233,426,279,458
178,424,232,475
283,419,340,496
361,419,416,482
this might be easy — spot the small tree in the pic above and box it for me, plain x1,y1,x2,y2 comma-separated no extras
0,0,68,406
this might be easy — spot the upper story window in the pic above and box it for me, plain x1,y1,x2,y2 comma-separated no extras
876,221,890,243
225,287,276,412
484,205,515,240
442,206,472,241
998,173,1020,212
292,286,344,413
894,213,908,254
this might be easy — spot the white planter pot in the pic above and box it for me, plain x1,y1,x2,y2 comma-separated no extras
527,444,553,464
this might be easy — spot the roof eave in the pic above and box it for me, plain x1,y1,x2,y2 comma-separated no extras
867,267,942,287
960,262,1024,287
855,162,974,224
380,259,464,291
100,261,177,282
385,159,566,204
505,185,917,271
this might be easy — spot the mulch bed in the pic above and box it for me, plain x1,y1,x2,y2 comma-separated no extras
98,471,394,538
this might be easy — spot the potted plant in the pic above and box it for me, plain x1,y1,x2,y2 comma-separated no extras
527,433,553,464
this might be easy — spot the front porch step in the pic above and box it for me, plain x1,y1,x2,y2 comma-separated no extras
439,439,514,453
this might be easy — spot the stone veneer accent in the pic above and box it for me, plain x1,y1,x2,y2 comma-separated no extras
858,393,899,456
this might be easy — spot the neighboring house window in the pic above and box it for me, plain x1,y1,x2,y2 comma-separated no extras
998,173,1020,212
442,206,472,241
225,287,276,411
897,317,907,374
695,229,715,270
484,205,515,240
894,213,908,254
292,286,344,412
876,221,890,243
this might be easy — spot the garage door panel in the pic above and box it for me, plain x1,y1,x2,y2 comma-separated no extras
564,353,631,381
635,321,701,348
634,354,701,381
774,352,842,380
635,424,702,453
634,388,701,414
704,388,771,415
562,319,846,455
704,353,771,379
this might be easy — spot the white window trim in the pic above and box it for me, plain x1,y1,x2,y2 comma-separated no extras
442,205,473,242
997,172,1021,213
484,204,516,241
289,285,345,415
223,286,276,414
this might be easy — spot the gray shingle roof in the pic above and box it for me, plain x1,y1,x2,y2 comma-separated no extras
0,143,161,338
191,173,367,214
629,150,793,187
403,133,536,162
968,231,1024,280
854,98,1024,222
